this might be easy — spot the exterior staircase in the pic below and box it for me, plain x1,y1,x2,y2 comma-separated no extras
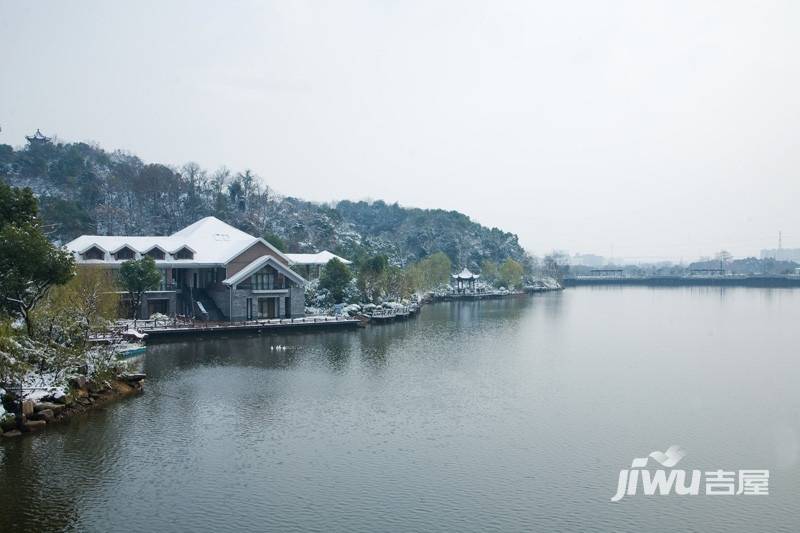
193,289,226,321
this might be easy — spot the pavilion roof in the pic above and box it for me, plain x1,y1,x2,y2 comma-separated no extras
452,268,479,280
26,129,51,142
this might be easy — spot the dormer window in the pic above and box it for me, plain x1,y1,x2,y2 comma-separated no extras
145,247,166,260
81,246,105,261
113,246,136,261
173,246,194,260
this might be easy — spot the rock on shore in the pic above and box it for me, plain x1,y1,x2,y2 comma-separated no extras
1,374,146,439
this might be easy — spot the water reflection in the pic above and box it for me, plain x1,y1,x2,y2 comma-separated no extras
2,289,800,533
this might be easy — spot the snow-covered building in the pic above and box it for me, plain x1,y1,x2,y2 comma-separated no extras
65,217,306,320
286,251,352,280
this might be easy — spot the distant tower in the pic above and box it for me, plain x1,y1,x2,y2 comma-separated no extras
779,231,783,250
25,129,51,144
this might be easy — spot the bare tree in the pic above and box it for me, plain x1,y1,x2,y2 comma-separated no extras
716,250,733,271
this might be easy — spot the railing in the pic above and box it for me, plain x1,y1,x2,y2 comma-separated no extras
112,314,358,332
151,282,178,291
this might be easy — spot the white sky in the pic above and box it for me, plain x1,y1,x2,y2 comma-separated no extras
1,1,799,261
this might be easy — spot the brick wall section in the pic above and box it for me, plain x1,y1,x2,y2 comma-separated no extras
225,241,288,278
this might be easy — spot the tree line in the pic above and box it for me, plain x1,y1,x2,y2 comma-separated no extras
1,136,531,269
316,252,530,305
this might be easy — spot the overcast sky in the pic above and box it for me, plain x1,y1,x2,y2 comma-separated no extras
2,1,798,261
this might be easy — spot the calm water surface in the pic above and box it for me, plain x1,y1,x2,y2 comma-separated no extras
2,287,799,532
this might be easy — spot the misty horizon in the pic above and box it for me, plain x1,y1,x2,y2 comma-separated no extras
2,1,798,261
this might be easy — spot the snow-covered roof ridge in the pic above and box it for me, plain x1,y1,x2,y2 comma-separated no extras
65,217,290,266
285,250,352,265
170,216,252,240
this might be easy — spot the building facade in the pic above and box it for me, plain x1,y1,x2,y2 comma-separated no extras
65,217,307,320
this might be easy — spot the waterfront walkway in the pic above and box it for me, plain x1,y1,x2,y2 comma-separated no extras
95,315,362,340
94,285,563,341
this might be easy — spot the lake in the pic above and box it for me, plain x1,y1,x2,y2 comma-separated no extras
2,287,799,532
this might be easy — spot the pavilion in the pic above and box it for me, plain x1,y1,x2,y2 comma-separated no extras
452,268,480,293
26,129,51,144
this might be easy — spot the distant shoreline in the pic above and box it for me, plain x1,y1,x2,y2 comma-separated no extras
563,276,800,288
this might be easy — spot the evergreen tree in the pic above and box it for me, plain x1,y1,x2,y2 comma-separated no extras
319,258,353,304
0,182,75,335
118,256,162,319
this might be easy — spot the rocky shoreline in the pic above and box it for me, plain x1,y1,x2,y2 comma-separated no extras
0,373,146,439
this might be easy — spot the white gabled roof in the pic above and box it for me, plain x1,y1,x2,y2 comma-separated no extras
65,216,291,266
170,244,197,255
78,242,108,254
285,250,352,266
109,243,137,254
223,255,306,287
142,244,168,254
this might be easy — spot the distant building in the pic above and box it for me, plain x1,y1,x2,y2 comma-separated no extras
286,251,352,280
761,248,800,262
571,253,606,267
66,217,306,320
688,268,727,277
586,269,625,278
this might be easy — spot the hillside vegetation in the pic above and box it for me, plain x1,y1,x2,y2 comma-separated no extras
0,136,529,269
